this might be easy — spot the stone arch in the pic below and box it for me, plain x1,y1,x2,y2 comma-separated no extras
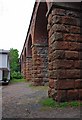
21,54,24,75
32,2,49,85
23,47,26,78
27,35,32,57
24,47,26,59
34,2,48,44
26,34,33,81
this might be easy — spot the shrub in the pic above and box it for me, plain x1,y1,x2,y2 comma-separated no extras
11,71,23,79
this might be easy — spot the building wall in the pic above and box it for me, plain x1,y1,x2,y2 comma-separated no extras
0,53,10,70
0,50,10,81
0,70,2,81
0,54,7,68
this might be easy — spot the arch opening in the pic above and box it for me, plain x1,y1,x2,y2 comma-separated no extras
33,2,49,85
34,2,48,44
27,35,32,57
26,34,33,81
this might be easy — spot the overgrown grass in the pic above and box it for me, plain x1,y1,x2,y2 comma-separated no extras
40,98,82,108
10,78,26,83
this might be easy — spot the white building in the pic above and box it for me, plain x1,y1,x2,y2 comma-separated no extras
0,49,10,83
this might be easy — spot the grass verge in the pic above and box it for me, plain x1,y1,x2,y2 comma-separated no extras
40,98,82,108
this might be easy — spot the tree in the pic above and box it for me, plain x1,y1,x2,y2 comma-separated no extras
9,48,19,72
9,48,21,79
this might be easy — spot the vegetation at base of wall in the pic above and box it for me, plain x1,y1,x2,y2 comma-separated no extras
40,98,82,108
10,78,25,83
11,71,23,79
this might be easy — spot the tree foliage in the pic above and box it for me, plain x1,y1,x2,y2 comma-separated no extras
9,48,22,79
9,48,19,72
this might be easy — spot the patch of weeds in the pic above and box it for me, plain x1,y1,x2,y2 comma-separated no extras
80,102,82,106
40,98,81,108
40,98,58,108
59,102,68,108
69,101,80,107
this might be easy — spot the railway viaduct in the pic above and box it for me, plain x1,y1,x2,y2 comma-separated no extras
20,1,82,101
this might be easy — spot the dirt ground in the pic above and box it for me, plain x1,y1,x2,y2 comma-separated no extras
2,81,81,119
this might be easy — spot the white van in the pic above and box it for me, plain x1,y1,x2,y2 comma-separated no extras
0,49,10,85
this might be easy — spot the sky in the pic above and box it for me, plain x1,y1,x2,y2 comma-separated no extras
0,0,81,57
0,0,35,56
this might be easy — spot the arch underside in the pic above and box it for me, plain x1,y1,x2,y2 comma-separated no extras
32,2,48,85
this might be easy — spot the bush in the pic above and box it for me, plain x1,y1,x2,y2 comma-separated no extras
11,71,23,79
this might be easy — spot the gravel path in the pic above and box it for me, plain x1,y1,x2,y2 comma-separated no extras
2,82,81,118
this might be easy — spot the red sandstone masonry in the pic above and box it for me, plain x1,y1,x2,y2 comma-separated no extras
64,34,80,41
55,90,67,102
23,61,26,79
26,57,32,81
48,3,81,101
75,80,82,89
32,45,48,85
79,89,82,100
20,2,82,102
56,80,75,90
67,89,79,101
49,41,81,53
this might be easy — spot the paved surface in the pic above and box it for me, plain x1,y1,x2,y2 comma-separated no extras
2,82,81,118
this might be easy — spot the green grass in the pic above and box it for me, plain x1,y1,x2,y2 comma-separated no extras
40,98,82,108
10,78,26,83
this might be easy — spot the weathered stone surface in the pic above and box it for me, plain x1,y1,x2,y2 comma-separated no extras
52,8,66,16
55,90,67,102
48,3,81,101
48,88,57,98
49,32,63,44
67,89,79,100
65,51,79,60
66,10,80,18
52,15,62,25
48,13,52,24
74,79,82,89
52,60,74,69
52,24,70,33
49,41,81,52
49,50,65,62
32,45,48,86
79,89,82,100
70,26,80,33
56,80,75,90
66,69,80,79
21,2,81,102
26,57,32,81
62,16,80,26
49,79,55,89
64,34,80,41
